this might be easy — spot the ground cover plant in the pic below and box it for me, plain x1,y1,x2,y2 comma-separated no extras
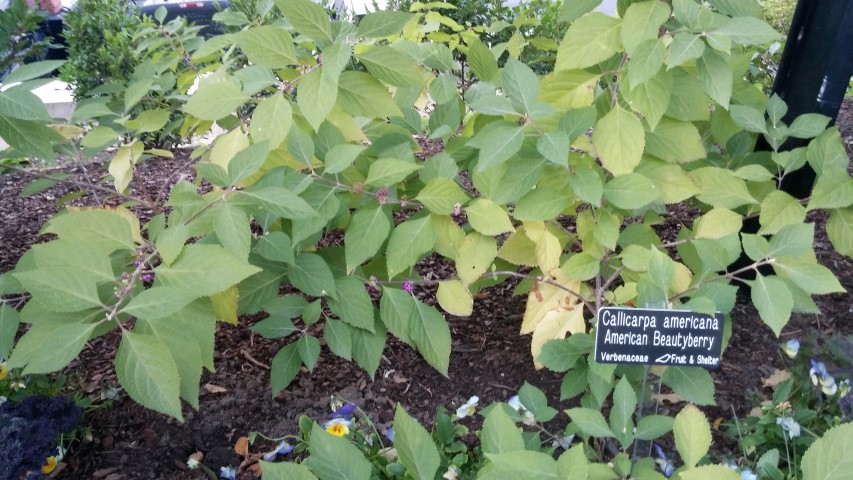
1,0,853,478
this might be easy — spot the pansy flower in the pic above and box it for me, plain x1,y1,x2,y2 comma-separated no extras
653,444,675,478
187,457,200,470
385,427,395,443
455,396,479,419
220,466,237,480
0,357,8,380
782,339,799,359
442,465,460,480
41,446,65,475
507,395,536,425
775,416,801,438
324,417,352,436
739,468,757,480
810,359,838,395
330,403,357,421
262,440,294,461
839,379,850,398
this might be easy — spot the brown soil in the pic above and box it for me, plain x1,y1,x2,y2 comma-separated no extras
1,99,852,480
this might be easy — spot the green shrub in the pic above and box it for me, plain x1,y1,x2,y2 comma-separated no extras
0,0,53,76
59,0,140,99
763,0,797,37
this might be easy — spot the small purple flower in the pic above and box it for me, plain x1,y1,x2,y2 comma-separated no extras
402,281,414,294
385,427,395,443
653,444,675,478
262,440,294,461
330,403,357,420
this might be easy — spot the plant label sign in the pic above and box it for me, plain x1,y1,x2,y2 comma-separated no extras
594,307,724,369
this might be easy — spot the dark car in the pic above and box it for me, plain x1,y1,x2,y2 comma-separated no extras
136,0,228,37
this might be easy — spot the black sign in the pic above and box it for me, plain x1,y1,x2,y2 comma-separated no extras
593,307,724,369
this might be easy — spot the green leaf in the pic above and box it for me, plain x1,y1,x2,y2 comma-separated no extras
537,131,570,166
668,32,705,69
328,276,375,332
227,141,270,185
537,334,593,372
556,12,621,70
257,231,295,264
729,104,767,134
116,331,183,420
14,267,103,313
592,104,645,176
807,175,853,211
436,280,473,317
303,424,374,480
357,10,414,37
519,381,558,422
622,68,672,130
0,86,51,121
456,232,497,286
713,17,781,45
673,404,712,468
466,199,514,236
357,45,424,87
514,188,573,220
289,253,336,298
130,108,170,134
603,174,659,210
386,216,436,278
801,422,853,480
0,114,62,159
807,128,849,176
394,404,441,480
380,287,415,346
645,117,707,163
476,124,525,172
788,113,831,139
184,78,249,121
156,244,261,298
345,205,391,273
260,461,319,480
337,71,402,119
566,407,615,438
3,60,65,83
324,319,353,360
250,93,293,149
827,207,853,257
416,178,469,215
697,49,732,108
81,125,119,149
238,187,318,219
662,367,715,406
352,314,387,378
120,287,194,320
298,68,337,132
8,322,97,374
466,36,498,81
760,190,807,234
503,57,539,114
482,405,524,454
277,0,333,44
0,305,18,358
774,260,844,295
365,158,422,187
270,342,301,396
324,144,365,174
411,299,451,376
297,335,321,371
610,377,637,448
622,1,671,56
635,415,674,440
695,208,742,240
751,274,792,336
680,465,743,480
689,167,756,209
236,26,297,68
767,223,814,259
627,39,666,90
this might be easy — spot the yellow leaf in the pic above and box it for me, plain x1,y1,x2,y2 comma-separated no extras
210,128,249,169
498,226,538,266
211,286,239,325
431,215,466,260
539,70,601,109
524,221,561,274
67,205,144,244
762,369,791,388
436,280,473,316
521,271,581,334
51,124,85,140
672,262,693,295
109,144,135,194
456,232,497,286
531,306,585,369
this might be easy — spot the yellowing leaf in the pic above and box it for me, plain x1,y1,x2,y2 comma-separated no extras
108,142,143,194
525,221,561,274
521,271,581,334
539,70,601,109
762,369,791,388
592,104,645,176
556,12,621,71
211,286,239,325
498,226,538,266
456,233,497,286
436,280,473,317
531,307,585,369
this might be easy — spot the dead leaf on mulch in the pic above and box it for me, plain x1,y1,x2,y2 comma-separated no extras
762,369,791,388
203,383,229,394
654,393,684,404
235,436,249,458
